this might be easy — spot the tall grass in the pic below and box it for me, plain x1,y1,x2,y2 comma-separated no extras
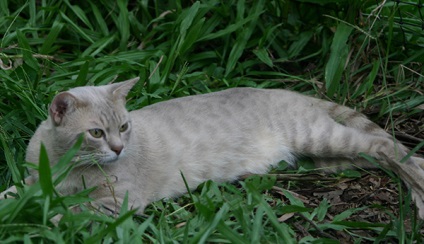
0,0,423,242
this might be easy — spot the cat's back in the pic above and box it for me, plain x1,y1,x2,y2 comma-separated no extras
128,87,330,151
131,87,314,118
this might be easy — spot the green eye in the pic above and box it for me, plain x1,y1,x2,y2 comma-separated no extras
88,128,104,138
119,122,129,132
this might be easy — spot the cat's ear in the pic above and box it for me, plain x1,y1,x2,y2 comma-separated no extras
111,77,139,102
49,92,79,126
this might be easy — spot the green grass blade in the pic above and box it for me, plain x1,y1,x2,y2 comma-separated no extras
198,15,258,42
216,220,248,244
251,204,264,243
64,0,94,30
84,210,137,243
75,61,90,86
179,1,200,39
60,11,94,43
0,135,21,184
192,203,229,244
261,199,296,243
40,21,64,54
3,184,41,224
52,135,83,185
288,30,314,59
117,0,130,50
16,30,39,71
225,0,265,77
88,1,109,36
81,35,116,57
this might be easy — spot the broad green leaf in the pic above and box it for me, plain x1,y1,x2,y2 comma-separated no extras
179,17,205,55
325,23,353,97
76,61,90,86
179,1,200,38
38,144,53,197
252,48,273,67
332,206,367,222
280,205,312,214
283,190,305,207
316,198,330,221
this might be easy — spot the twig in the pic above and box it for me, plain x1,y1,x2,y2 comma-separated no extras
147,55,164,80
242,173,338,182
0,58,12,70
394,131,423,143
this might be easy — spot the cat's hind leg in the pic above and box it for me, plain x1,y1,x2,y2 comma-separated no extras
289,112,424,218
324,103,423,169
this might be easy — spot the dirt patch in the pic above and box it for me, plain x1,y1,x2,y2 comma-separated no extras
271,170,423,242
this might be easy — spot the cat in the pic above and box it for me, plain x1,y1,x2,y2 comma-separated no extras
2,77,424,218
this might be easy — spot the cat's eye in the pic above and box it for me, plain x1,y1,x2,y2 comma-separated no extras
119,123,129,132
88,128,104,138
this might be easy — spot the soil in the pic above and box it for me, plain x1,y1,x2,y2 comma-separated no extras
272,169,424,242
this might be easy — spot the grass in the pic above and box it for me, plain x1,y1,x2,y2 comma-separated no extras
0,0,423,242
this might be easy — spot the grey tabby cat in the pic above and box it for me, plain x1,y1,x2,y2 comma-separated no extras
2,77,424,218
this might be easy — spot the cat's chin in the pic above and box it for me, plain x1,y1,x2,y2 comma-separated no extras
100,153,124,165
100,156,120,165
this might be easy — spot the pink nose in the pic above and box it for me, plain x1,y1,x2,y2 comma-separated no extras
111,145,123,155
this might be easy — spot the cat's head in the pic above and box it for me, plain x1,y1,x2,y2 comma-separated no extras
48,77,139,166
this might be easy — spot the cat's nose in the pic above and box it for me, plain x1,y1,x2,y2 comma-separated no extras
111,145,123,156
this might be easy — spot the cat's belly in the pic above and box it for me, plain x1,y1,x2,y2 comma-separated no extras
183,130,296,181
